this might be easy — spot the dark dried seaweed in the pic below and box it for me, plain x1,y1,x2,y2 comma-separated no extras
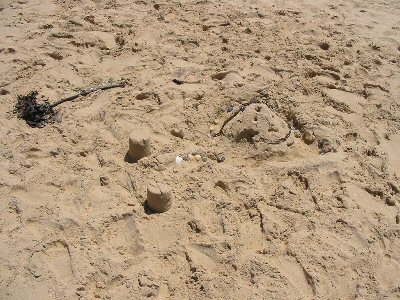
14,91,55,128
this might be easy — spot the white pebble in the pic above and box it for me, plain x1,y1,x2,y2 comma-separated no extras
175,156,184,164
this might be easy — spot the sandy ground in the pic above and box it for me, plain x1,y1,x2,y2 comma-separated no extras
1,0,400,299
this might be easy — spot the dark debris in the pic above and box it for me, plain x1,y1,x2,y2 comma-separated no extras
14,91,55,128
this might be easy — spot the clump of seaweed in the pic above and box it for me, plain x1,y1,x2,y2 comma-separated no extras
14,91,55,128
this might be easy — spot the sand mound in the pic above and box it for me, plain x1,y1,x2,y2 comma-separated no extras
222,103,290,144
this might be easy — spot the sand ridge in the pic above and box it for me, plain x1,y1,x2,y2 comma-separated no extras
0,0,400,299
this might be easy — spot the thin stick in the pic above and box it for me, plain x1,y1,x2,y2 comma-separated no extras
216,103,248,136
50,82,126,108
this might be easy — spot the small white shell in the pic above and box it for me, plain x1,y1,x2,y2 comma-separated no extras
175,156,184,164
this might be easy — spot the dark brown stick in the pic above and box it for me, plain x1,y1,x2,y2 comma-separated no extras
216,103,249,136
50,82,126,108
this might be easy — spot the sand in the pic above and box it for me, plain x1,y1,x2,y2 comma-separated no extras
1,0,400,299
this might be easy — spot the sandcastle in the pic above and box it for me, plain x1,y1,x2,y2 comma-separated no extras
146,181,172,213
126,129,152,162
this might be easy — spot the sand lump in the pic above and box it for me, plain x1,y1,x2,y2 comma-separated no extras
221,103,290,145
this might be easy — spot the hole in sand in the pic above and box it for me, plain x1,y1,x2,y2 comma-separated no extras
215,180,230,192
307,70,317,78
47,52,63,60
211,71,231,80
136,92,151,100
135,92,161,104
172,79,184,85
235,128,260,144
319,42,330,50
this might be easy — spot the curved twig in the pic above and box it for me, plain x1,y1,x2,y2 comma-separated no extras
216,103,249,136
50,82,127,108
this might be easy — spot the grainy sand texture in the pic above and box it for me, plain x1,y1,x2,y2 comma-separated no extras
1,0,400,299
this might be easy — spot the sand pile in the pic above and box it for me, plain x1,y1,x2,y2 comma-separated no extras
0,0,399,299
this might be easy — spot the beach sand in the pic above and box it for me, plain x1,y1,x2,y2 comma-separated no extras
0,0,399,299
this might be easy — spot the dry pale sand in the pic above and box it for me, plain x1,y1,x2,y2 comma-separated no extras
1,0,400,299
